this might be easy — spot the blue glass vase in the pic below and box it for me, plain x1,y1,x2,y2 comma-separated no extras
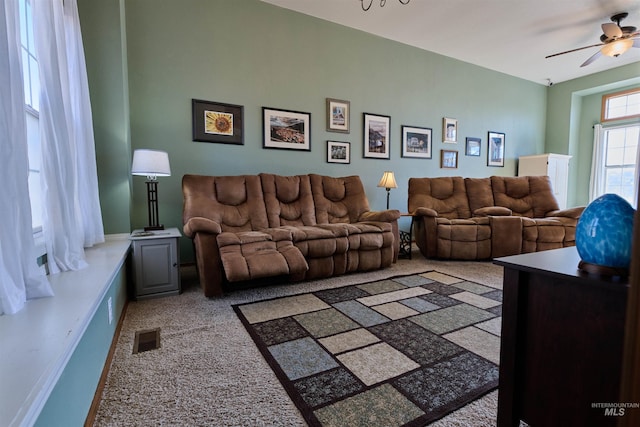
576,193,635,272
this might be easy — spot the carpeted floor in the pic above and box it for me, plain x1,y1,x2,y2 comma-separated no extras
234,271,501,426
93,251,504,426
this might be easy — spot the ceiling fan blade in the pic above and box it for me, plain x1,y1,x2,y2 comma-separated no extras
581,50,602,67
634,38,640,47
545,42,604,59
602,22,623,38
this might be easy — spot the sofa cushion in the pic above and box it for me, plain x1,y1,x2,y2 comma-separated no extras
408,177,471,219
465,177,495,213
182,174,269,233
491,176,559,218
261,173,317,227
216,231,308,282
310,174,371,224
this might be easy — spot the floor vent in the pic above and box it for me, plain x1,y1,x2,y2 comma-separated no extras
133,328,161,354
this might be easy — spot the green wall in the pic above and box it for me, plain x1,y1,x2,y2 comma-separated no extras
88,0,548,262
81,0,638,262
545,63,640,207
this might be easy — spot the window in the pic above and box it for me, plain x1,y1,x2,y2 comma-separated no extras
601,88,640,122
19,0,42,231
601,125,639,207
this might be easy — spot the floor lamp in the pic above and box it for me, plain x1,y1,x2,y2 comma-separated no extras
131,149,171,231
377,171,398,210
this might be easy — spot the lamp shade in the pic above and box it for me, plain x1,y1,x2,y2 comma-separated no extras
377,171,398,189
600,39,633,57
131,149,171,178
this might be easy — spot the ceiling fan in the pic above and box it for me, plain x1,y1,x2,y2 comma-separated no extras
546,12,640,67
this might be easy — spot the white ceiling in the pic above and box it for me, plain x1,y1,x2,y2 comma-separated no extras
260,0,640,85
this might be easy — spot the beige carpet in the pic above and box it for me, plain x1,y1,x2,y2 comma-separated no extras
93,251,503,426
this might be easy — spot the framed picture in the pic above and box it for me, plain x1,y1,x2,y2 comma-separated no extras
263,107,311,151
326,98,350,133
440,149,458,168
192,99,243,145
465,137,481,156
401,125,432,159
327,141,350,164
487,131,505,167
443,117,458,143
363,113,391,159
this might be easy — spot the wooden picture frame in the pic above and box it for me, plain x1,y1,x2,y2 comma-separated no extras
443,117,458,143
440,149,458,168
465,137,481,156
263,107,311,151
326,98,350,133
487,131,505,167
363,113,391,159
401,125,432,159
192,99,244,145
327,141,350,164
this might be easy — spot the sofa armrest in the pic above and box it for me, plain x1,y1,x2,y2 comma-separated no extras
546,206,585,219
473,206,512,217
359,209,401,222
412,207,438,217
183,216,222,238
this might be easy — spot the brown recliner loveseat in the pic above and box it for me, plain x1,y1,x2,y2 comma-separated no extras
183,173,400,297
408,175,584,260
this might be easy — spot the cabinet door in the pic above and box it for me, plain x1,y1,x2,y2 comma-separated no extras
134,238,179,297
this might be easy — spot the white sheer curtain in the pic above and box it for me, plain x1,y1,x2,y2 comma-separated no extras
34,0,104,274
0,0,53,315
589,124,604,202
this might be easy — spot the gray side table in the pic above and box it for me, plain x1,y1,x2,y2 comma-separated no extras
130,228,181,300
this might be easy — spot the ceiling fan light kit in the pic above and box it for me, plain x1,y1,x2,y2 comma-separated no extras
601,38,633,57
545,12,639,67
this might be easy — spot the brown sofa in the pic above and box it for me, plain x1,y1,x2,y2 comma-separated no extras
408,175,584,260
182,173,400,297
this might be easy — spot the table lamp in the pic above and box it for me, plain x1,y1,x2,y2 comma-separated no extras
131,149,171,231
377,171,397,210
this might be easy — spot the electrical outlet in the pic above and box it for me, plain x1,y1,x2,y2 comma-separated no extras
108,297,113,325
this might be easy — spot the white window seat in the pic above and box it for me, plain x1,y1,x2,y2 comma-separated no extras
0,234,131,427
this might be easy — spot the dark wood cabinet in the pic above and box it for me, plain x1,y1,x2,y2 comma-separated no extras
494,247,629,427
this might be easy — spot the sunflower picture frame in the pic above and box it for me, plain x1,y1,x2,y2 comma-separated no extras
192,99,244,145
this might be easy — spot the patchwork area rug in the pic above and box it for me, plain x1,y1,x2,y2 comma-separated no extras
233,271,502,427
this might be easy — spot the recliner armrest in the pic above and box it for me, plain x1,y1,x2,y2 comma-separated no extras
412,207,438,217
473,206,512,217
183,216,222,237
546,206,585,219
359,209,401,222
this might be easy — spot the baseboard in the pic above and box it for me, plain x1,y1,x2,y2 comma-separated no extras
84,299,129,427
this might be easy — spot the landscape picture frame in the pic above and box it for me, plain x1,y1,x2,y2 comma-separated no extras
465,137,481,156
327,141,350,164
326,98,350,133
363,113,391,159
487,131,505,167
401,125,432,159
192,99,244,145
441,149,459,169
443,117,458,143
263,107,311,151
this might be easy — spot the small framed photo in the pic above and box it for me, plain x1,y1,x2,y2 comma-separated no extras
440,149,458,168
487,131,505,167
327,141,350,164
402,125,432,159
263,107,311,151
465,137,481,156
443,117,458,143
326,98,350,133
363,113,391,159
192,99,243,145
